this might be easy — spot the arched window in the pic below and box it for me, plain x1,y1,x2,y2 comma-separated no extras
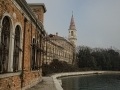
13,25,21,72
71,31,74,36
0,16,10,73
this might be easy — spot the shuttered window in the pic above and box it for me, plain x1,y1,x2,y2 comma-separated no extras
13,25,21,72
0,16,10,73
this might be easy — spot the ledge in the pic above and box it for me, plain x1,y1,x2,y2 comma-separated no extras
31,70,39,73
0,72,21,79
51,71,120,90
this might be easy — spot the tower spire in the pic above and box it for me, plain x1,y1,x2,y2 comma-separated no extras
68,12,77,46
69,11,76,30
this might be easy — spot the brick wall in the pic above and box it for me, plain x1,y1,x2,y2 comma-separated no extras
0,75,21,90
32,7,44,24
0,0,44,90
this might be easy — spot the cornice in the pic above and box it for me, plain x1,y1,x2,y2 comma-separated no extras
29,3,47,13
68,29,77,31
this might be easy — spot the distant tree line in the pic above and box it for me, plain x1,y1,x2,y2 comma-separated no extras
77,46,120,71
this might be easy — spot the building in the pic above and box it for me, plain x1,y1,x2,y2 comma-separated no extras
68,12,77,46
0,0,46,90
43,13,77,65
0,0,77,89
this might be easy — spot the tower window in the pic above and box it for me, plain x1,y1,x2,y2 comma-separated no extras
71,31,74,36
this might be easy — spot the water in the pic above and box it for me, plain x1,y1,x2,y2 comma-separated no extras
61,74,120,90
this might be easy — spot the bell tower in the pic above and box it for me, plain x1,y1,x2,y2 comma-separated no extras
68,12,77,46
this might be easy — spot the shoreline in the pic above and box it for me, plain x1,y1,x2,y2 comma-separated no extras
51,71,120,90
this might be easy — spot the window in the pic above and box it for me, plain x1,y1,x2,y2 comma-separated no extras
0,16,10,73
31,38,41,70
71,31,74,36
36,40,40,69
13,25,21,72
31,38,36,70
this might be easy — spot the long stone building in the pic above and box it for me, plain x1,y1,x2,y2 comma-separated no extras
0,0,46,90
0,0,77,90
43,13,77,65
43,33,74,64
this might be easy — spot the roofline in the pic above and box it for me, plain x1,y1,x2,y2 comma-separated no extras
28,3,47,13
49,36,74,47
15,0,46,35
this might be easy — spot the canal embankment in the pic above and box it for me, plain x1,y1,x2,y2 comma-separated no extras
27,71,120,90
51,71,120,90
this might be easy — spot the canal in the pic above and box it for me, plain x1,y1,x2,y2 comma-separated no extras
61,73,120,90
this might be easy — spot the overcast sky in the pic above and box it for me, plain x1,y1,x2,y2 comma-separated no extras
26,0,120,50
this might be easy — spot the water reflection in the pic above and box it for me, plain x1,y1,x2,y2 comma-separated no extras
61,74,120,90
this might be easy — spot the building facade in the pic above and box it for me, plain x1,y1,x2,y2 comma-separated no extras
0,0,77,89
43,33,75,64
0,0,46,90
43,14,77,65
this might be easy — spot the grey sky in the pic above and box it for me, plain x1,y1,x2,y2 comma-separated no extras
26,0,120,49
